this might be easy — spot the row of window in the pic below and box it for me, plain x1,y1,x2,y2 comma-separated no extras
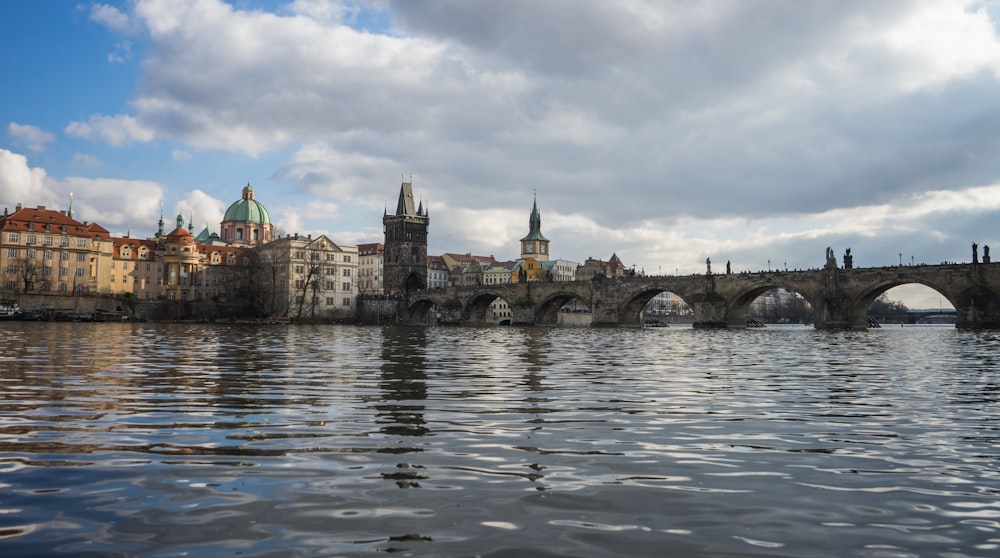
293,279,353,291
6,233,88,247
291,250,353,262
4,280,77,292
5,264,86,278
295,295,352,307
6,248,90,261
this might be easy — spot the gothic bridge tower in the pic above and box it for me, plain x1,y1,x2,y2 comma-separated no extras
383,179,429,295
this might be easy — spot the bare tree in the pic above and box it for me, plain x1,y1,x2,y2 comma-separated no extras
295,249,324,320
5,256,39,294
251,247,292,317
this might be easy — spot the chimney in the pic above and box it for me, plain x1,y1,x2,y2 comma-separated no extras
16,203,22,211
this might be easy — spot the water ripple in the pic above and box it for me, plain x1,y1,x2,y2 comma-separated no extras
0,323,997,556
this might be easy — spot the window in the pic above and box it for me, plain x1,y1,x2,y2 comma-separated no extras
342,282,351,291
343,269,351,277
26,249,35,259
6,233,18,242
58,283,67,292
25,235,35,245
42,267,51,277
43,236,52,246
77,239,86,247
6,248,17,258
236,228,243,240
76,253,86,262
75,269,84,278
59,268,68,277
326,297,335,305
60,252,69,261
343,255,351,262
343,297,350,306
5,264,15,273
5,281,15,290
60,237,69,247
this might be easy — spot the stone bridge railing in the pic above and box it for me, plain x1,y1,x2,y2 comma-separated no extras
403,263,1000,329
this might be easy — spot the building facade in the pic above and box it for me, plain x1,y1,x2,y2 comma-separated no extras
1,204,114,298
357,242,384,294
255,234,358,320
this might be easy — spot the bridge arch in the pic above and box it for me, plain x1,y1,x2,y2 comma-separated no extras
463,291,516,325
853,278,957,314
619,287,695,326
406,297,439,323
536,291,593,325
727,283,819,326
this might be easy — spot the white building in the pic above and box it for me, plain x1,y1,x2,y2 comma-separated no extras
255,234,358,320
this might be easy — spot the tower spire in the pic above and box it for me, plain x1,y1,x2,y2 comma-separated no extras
157,201,165,237
67,192,75,219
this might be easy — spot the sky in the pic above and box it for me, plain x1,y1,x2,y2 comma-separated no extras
3,0,1000,309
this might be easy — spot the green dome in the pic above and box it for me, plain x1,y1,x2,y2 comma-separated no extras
223,184,271,224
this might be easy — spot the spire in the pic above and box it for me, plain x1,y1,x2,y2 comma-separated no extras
520,194,548,242
157,202,165,237
395,180,416,216
67,192,75,219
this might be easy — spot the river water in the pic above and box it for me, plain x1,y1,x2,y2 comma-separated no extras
0,322,997,557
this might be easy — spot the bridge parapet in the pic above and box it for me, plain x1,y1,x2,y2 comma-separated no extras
404,262,1000,329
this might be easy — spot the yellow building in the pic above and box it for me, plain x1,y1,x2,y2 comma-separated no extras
1,203,114,297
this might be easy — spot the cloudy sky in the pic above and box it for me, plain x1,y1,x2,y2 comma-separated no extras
4,0,1000,308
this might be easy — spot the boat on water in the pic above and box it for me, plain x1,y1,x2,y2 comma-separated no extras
0,301,24,320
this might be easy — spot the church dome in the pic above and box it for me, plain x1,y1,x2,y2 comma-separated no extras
223,183,271,225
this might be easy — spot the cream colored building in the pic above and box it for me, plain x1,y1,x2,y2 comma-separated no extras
255,234,358,320
1,204,114,298
358,242,384,294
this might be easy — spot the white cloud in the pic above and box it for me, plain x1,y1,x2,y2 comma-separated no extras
8,123,55,152
171,149,192,162
64,114,155,146
89,3,134,33
60,177,163,232
0,149,57,210
72,153,102,168
0,149,163,235
107,40,132,64
174,189,225,233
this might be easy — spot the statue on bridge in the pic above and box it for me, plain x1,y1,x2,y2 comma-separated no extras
825,247,837,270
706,257,712,275
726,260,731,275
985,245,991,264
843,248,853,270
973,242,979,264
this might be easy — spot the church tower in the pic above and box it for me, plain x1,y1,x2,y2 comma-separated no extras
383,178,429,295
520,195,550,261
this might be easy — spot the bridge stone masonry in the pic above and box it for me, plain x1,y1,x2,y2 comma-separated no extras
403,262,1000,329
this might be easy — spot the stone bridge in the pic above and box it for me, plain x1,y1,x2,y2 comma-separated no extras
404,263,1000,329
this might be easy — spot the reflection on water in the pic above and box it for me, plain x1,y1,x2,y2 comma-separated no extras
1,322,998,557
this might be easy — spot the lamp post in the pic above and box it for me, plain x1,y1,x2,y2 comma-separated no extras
899,253,902,267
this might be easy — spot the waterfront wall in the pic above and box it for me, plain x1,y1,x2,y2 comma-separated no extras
356,296,407,325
